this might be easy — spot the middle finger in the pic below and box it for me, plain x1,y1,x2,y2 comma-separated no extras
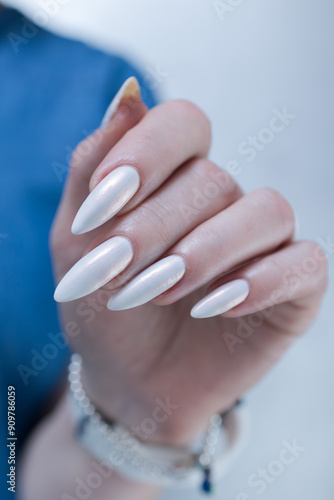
54,161,240,302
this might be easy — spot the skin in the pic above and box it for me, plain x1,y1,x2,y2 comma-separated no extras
19,93,327,499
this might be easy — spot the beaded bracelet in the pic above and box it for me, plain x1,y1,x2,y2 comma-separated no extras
68,354,250,494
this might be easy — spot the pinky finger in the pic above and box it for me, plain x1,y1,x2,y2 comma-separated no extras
190,240,328,319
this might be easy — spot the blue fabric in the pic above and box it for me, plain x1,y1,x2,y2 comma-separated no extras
0,9,156,497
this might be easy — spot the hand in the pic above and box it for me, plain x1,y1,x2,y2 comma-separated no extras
50,79,327,445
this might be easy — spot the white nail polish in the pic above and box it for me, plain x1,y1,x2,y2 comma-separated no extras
100,76,140,130
107,255,186,310
190,279,250,319
71,165,140,235
54,236,133,302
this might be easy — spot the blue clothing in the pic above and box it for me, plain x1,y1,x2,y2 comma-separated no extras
0,9,156,498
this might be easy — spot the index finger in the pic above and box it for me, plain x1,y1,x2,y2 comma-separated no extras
71,100,211,235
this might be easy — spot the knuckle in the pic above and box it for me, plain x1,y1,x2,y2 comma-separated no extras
190,158,242,204
49,218,63,256
67,144,88,181
169,98,198,113
199,160,240,199
49,227,57,254
69,130,104,177
256,187,294,231
133,201,171,243
69,140,86,172
168,99,211,146
303,239,322,256
302,240,328,290
48,223,68,277
256,187,287,211
125,129,164,172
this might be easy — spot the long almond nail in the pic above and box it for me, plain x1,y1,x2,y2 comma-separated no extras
71,165,140,235
54,236,133,302
190,279,250,319
100,76,140,130
107,255,186,310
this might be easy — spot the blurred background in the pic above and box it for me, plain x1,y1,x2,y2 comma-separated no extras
4,0,334,497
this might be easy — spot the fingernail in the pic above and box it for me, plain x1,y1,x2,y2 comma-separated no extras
107,255,186,310
190,279,250,319
100,76,140,130
71,165,140,235
54,236,133,302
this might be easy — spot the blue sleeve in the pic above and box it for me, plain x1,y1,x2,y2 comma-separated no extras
0,9,158,499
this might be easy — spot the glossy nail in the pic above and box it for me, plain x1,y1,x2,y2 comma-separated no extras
71,165,140,235
54,236,133,302
107,255,186,310
100,76,140,130
190,279,250,319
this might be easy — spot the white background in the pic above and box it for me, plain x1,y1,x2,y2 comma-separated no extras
4,0,334,498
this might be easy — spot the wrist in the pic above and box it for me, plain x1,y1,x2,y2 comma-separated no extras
69,355,249,494
80,360,237,448
81,364,190,446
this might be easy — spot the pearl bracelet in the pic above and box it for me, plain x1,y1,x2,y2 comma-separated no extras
68,354,250,494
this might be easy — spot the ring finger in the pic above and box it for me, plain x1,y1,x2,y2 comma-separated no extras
106,188,295,310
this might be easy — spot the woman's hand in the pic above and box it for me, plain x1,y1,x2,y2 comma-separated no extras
50,78,327,445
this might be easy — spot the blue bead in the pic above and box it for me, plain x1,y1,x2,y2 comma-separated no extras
202,479,212,493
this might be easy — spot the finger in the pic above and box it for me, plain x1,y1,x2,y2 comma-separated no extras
59,77,148,222
71,99,211,235
106,188,295,310
190,240,327,322
51,78,148,280
54,162,241,301
99,162,242,290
